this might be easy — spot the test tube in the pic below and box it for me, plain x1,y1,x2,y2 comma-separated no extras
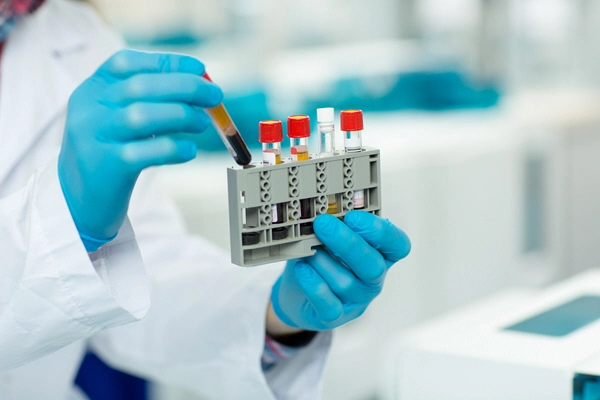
287,115,311,161
341,109,364,209
271,200,288,240
317,107,339,214
286,115,314,235
353,190,365,210
259,120,283,165
341,109,363,152
202,73,252,166
317,107,335,157
258,120,287,240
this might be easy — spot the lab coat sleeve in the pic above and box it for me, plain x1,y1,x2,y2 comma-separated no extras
0,158,150,372
88,169,332,400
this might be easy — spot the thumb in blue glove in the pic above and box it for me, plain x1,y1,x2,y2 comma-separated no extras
271,211,411,331
58,50,223,252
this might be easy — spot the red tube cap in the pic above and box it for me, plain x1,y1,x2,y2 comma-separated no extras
287,115,311,138
341,109,364,131
259,120,283,143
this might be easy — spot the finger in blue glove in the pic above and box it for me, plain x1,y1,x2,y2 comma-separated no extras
271,212,411,331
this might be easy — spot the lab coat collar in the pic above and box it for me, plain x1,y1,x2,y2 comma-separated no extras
0,0,87,183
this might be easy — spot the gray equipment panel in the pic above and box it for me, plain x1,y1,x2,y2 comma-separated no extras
227,147,382,267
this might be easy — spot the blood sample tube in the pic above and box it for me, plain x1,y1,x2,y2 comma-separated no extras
341,110,365,209
202,73,252,166
259,120,283,165
287,115,311,161
286,115,314,234
258,120,287,240
271,202,288,240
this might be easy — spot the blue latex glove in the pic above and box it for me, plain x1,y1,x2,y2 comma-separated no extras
58,50,222,252
271,211,411,331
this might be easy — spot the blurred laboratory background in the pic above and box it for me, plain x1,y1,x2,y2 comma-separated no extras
77,0,600,399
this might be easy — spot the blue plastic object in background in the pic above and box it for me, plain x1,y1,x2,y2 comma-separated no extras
574,374,600,400
505,296,600,337
182,70,501,157
192,70,500,152
304,71,500,114
75,352,147,400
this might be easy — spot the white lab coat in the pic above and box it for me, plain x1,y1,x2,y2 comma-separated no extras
0,1,331,399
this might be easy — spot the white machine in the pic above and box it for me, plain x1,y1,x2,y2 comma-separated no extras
383,269,600,400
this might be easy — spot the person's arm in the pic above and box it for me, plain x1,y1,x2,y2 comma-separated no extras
266,302,304,337
0,158,149,373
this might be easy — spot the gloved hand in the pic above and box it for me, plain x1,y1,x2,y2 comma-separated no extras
58,50,222,252
270,211,411,331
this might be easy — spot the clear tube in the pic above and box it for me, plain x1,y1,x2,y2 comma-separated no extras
318,122,335,157
262,142,281,165
344,130,363,152
290,137,309,161
320,119,338,212
327,194,339,214
353,190,365,209
272,203,285,224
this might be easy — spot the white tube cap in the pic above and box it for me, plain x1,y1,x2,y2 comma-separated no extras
317,107,334,123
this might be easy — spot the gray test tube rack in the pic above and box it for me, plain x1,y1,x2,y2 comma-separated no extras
227,147,382,267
